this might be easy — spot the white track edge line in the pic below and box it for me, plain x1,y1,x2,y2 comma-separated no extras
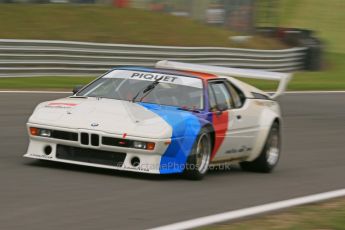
0,90,345,94
149,188,345,230
0,90,70,93
285,91,345,94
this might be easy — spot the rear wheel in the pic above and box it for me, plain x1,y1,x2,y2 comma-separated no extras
240,122,280,173
184,128,212,180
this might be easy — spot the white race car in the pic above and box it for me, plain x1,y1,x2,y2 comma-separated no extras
24,61,291,180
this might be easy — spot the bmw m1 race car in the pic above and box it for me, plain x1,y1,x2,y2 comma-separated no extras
24,61,291,180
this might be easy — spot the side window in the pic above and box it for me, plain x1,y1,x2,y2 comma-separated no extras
229,84,243,108
208,85,217,111
208,82,232,111
220,81,246,108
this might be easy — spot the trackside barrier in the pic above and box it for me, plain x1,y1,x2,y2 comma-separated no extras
0,39,307,77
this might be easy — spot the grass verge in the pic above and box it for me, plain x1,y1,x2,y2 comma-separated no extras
0,76,96,91
0,4,285,49
200,197,345,230
242,52,345,91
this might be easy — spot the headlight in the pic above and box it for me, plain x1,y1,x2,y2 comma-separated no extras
40,129,51,137
133,141,146,149
133,141,155,150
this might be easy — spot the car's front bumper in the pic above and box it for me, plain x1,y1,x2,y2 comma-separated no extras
24,123,172,174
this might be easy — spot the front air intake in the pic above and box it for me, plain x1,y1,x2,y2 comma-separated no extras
81,133,89,145
91,134,99,146
56,145,126,167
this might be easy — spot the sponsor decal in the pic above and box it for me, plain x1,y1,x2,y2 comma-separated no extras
225,146,252,154
129,72,178,83
255,101,275,107
30,153,53,159
123,165,150,172
105,70,203,88
45,102,78,109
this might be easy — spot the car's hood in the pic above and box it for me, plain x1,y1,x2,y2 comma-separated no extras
28,97,174,139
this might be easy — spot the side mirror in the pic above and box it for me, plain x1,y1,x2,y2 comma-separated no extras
72,85,84,95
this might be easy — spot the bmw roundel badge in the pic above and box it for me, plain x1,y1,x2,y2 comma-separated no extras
91,123,99,127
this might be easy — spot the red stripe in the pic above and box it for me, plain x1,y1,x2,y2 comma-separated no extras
180,70,218,80
211,111,229,159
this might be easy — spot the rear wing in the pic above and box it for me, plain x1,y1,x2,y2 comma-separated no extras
155,60,292,99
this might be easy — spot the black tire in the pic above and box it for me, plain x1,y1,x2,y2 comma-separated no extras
184,127,212,180
240,122,281,173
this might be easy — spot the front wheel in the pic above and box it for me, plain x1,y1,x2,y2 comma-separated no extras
240,122,281,173
184,128,212,180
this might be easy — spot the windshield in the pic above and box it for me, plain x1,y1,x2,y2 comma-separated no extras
77,69,204,110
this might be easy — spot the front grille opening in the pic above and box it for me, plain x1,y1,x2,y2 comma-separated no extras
102,136,133,148
81,133,89,145
51,130,78,141
56,145,126,167
91,134,99,146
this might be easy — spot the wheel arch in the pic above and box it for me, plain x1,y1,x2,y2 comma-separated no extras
202,123,215,152
247,113,281,162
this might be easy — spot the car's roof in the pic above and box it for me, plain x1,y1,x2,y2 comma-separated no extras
115,66,219,81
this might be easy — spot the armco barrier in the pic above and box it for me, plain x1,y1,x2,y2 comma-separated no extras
0,39,307,77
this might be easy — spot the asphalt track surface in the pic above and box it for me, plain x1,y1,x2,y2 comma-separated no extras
0,92,344,230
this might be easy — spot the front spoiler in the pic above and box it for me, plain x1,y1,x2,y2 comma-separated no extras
24,152,161,174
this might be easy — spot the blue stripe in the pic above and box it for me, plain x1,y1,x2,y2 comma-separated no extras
139,103,201,174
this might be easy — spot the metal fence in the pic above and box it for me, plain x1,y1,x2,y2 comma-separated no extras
0,39,307,77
